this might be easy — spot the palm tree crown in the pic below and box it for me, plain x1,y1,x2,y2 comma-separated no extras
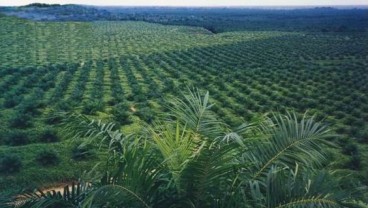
6,88,365,208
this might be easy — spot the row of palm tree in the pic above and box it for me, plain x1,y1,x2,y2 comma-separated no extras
3,88,366,207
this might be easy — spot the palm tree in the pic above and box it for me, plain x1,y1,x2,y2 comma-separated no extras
1,182,92,208
6,88,365,208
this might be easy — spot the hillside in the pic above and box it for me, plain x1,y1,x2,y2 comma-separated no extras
0,6,367,201
1,4,367,32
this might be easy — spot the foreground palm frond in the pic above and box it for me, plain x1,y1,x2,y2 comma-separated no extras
153,89,242,206
165,88,224,138
81,185,151,208
9,182,92,208
151,121,198,191
9,88,365,208
61,112,116,148
243,112,334,181
248,165,349,208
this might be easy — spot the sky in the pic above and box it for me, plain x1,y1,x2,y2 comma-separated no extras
0,0,367,7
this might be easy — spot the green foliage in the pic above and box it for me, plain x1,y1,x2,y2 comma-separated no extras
71,143,95,161
2,6,367,33
10,182,91,208
109,103,132,126
36,149,60,166
8,112,32,129
245,112,334,181
39,129,59,143
3,95,21,108
0,154,22,174
0,12,367,203
24,3,61,7
0,142,101,199
0,16,366,148
339,137,362,170
81,100,103,115
135,107,154,124
14,89,365,207
5,130,30,146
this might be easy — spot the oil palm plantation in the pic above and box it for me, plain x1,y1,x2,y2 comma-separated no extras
7,89,364,207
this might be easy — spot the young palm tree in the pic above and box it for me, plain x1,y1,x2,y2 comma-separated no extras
6,88,365,208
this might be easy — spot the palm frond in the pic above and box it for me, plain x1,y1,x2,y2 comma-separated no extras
60,112,116,148
341,200,368,208
14,89,363,207
275,198,342,208
243,112,334,180
12,182,92,208
151,121,200,192
81,185,150,208
180,140,239,207
220,121,262,147
249,165,349,208
165,87,224,138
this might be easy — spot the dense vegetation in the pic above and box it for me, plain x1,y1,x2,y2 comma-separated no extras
1,90,366,207
0,4,367,205
1,5,367,32
104,7,368,33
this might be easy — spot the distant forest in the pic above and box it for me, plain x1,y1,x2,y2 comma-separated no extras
0,4,367,33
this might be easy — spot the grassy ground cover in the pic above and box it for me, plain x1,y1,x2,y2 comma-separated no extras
0,15,367,195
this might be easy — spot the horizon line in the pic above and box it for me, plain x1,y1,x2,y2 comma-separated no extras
1,3,368,7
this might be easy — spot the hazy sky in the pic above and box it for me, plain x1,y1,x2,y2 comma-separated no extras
1,0,367,6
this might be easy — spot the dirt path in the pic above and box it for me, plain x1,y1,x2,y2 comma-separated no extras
12,182,76,207
37,182,74,194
